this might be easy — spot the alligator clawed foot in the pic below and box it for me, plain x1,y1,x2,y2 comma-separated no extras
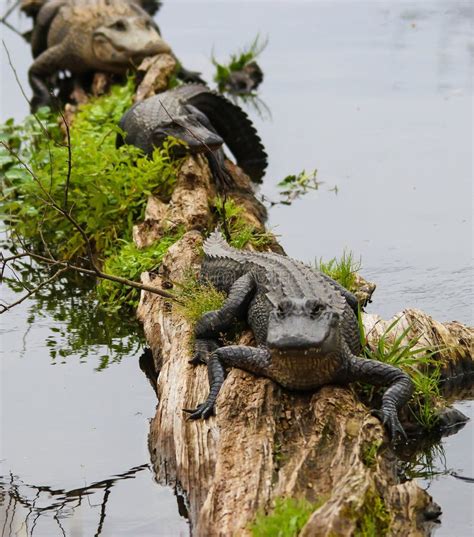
183,402,215,420
371,409,408,443
188,353,207,366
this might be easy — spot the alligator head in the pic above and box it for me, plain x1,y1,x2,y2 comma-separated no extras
266,298,341,359
151,105,224,156
92,14,171,66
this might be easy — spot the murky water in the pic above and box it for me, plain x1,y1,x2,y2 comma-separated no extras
1,0,472,535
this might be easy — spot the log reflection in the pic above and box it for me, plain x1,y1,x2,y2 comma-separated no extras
0,464,148,537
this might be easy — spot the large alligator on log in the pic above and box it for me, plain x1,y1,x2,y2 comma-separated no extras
187,231,414,440
117,84,268,186
28,0,172,110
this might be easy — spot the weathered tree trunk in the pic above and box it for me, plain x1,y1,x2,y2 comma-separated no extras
136,155,472,536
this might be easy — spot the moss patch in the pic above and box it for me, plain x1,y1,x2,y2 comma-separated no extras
250,497,322,537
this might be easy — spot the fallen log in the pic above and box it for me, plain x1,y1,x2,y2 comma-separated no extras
136,155,472,536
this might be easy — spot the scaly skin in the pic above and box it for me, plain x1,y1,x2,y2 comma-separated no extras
117,84,268,185
185,232,414,441
28,0,171,110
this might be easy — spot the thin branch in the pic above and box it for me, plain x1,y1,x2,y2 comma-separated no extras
0,267,68,313
58,108,72,211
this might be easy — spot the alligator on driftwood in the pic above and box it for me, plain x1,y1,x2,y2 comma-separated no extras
187,231,413,440
117,84,268,187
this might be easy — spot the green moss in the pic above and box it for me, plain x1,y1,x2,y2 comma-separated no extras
173,272,226,325
250,497,321,537
96,228,184,311
315,251,361,292
213,196,274,250
354,490,390,537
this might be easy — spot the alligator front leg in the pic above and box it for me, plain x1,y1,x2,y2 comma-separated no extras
191,273,255,365
184,345,271,419
29,47,62,111
346,354,414,441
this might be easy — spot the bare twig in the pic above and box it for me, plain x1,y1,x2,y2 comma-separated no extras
58,108,72,210
0,267,68,313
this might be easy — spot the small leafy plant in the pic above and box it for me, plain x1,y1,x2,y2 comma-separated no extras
212,35,268,93
213,196,274,250
276,169,321,206
359,314,443,430
97,228,184,311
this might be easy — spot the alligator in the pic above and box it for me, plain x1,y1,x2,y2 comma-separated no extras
185,231,414,441
117,84,268,186
21,0,162,17
29,0,175,110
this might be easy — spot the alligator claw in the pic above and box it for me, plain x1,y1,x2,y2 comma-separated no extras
371,409,408,443
188,353,206,366
183,402,215,420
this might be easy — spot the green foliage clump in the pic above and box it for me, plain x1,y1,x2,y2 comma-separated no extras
97,228,184,311
174,271,226,325
277,169,321,206
1,79,182,260
354,490,391,537
316,250,361,292
358,314,443,430
250,497,321,537
213,196,274,250
212,35,267,91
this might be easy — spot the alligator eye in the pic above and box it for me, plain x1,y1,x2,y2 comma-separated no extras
110,20,127,31
307,300,323,316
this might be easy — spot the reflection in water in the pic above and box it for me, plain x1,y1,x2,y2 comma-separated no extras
0,464,149,537
2,253,143,370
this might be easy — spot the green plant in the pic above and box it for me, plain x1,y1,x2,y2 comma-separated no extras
361,440,382,469
277,169,321,206
1,79,182,260
358,314,443,430
212,35,268,91
354,490,390,537
316,251,361,292
173,271,226,325
250,497,322,537
97,228,184,311
213,196,274,250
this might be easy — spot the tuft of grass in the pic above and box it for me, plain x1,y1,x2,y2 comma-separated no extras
1,79,182,260
354,489,391,537
173,271,226,325
358,314,443,430
96,228,184,311
316,251,361,292
213,196,274,250
212,35,267,91
250,497,322,537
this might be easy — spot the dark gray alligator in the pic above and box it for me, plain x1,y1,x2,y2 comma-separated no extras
28,0,172,110
117,84,268,186
185,231,414,441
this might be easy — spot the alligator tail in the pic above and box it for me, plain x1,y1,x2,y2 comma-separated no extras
182,85,268,183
